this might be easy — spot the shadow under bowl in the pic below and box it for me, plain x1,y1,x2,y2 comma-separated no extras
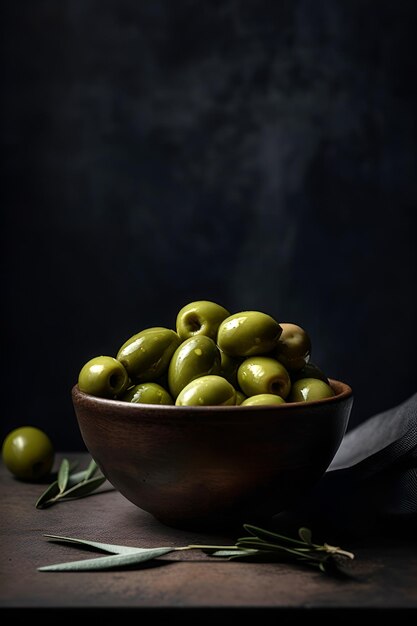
72,379,353,530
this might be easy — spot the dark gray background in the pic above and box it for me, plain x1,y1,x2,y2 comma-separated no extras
2,0,416,451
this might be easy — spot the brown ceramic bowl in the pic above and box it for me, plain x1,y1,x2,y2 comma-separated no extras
72,379,353,529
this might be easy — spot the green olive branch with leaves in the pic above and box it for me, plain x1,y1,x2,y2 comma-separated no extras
38,523,356,578
35,457,109,509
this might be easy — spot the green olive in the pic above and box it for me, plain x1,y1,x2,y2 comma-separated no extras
237,356,291,399
219,350,243,387
235,389,247,405
121,383,174,405
288,378,335,402
291,362,329,384
2,426,54,481
176,300,230,341
175,375,236,406
275,323,311,371
117,327,181,383
168,335,221,399
217,311,282,357
78,355,129,398
240,394,286,406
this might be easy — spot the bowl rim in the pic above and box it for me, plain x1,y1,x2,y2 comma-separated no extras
72,378,353,412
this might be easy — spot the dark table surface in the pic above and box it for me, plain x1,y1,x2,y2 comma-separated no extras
1,453,416,622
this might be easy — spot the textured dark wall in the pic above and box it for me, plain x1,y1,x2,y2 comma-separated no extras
2,0,416,451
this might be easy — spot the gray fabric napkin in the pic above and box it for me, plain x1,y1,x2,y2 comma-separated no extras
277,392,417,538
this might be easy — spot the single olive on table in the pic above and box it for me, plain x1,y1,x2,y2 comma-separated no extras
2,426,55,481
77,300,336,406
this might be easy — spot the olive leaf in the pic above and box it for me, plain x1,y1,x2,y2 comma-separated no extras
38,547,176,572
298,527,313,545
235,538,312,560
36,457,110,509
57,458,70,493
66,460,99,486
54,475,106,500
243,524,309,547
83,458,100,481
35,480,60,509
67,470,89,487
205,548,259,560
44,534,148,555
203,549,247,557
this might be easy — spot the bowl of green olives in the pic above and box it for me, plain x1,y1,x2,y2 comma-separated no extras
72,300,353,529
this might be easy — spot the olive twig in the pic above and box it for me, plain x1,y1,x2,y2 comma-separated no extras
38,524,356,578
35,458,109,509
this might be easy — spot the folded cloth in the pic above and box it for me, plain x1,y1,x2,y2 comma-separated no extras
276,392,417,538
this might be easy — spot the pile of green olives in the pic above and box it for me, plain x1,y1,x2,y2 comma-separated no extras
77,300,335,407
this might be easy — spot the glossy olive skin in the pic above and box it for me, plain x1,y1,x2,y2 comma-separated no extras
78,355,129,398
122,383,174,405
175,375,236,406
168,335,221,399
219,350,243,388
288,378,335,402
275,323,311,371
241,394,286,406
176,300,230,341
235,389,247,405
217,311,282,357
117,327,181,383
2,426,54,481
291,362,329,384
238,356,291,399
